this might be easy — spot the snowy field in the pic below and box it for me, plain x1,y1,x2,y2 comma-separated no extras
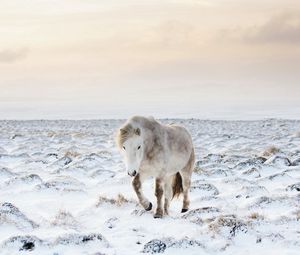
0,119,299,255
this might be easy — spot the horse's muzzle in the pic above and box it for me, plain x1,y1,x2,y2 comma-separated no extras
128,170,137,177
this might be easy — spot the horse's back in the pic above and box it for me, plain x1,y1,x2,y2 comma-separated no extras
163,123,194,172
166,124,193,149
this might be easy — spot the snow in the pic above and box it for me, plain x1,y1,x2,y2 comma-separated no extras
0,119,299,254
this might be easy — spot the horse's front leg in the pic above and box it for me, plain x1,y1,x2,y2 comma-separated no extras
154,178,164,218
132,173,152,211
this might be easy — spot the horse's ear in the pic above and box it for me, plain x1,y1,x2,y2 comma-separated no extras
135,128,141,136
120,128,127,135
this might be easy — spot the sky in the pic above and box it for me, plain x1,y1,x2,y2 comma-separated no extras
0,0,300,119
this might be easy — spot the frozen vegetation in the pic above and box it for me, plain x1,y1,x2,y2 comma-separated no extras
0,119,299,254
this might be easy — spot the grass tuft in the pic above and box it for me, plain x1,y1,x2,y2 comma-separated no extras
96,194,135,207
261,145,280,157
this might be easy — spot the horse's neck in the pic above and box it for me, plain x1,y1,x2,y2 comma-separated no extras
143,123,163,153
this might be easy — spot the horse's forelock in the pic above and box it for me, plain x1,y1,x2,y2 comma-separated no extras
117,123,134,148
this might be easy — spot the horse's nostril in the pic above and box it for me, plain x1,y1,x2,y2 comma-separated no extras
128,170,137,177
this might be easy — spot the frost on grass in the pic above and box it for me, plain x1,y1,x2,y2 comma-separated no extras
234,157,267,169
182,207,220,224
131,209,149,217
0,202,38,230
292,158,300,166
0,167,15,178
208,215,248,238
1,233,110,252
35,176,85,192
242,167,261,178
90,169,115,179
142,239,166,254
235,185,268,199
142,238,205,254
51,210,79,230
104,217,119,229
54,233,110,247
5,174,42,186
0,119,299,254
247,195,298,217
286,182,300,192
1,235,47,251
190,181,219,196
53,156,73,167
199,168,228,177
264,155,292,167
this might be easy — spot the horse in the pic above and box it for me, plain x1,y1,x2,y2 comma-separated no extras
116,116,195,218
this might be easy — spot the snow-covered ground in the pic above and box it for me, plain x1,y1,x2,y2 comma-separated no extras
0,119,299,255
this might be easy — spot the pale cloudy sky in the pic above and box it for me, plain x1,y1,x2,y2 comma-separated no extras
0,0,299,119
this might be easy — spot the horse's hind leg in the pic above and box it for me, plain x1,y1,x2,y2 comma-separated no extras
163,176,173,215
132,173,152,211
180,149,195,213
180,171,192,213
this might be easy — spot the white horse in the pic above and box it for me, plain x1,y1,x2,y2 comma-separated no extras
116,116,195,218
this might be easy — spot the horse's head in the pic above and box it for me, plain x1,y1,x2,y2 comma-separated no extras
117,125,143,177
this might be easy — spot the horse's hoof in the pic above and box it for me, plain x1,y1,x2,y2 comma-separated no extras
181,208,188,213
145,202,152,211
153,213,163,219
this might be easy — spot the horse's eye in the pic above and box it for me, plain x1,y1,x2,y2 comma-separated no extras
123,146,126,150
137,145,141,150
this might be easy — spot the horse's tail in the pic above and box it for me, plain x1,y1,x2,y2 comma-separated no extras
172,172,183,199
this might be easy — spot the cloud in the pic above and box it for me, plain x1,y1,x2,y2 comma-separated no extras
0,48,29,63
217,12,300,45
244,13,300,44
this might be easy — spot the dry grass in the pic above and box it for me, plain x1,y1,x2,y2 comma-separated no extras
208,215,236,234
262,145,280,157
248,212,264,220
47,131,56,137
51,209,78,229
96,194,135,207
208,215,247,238
64,150,81,158
72,131,89,138
208,221,219,235
193,166,204,174
47,130,88,138
203,218,216,224
220,242,231,251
